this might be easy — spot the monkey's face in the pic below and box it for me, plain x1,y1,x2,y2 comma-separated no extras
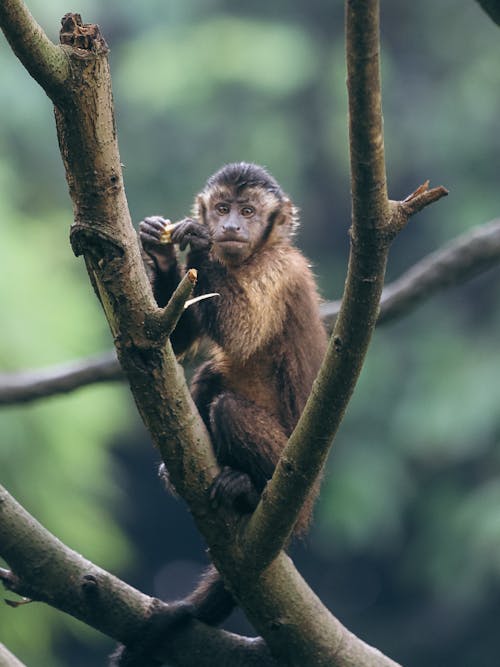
199,186,291,267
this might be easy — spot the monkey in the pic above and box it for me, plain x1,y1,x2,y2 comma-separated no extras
110,163,327,666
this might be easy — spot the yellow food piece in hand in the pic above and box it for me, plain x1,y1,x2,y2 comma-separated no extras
160,220,183,244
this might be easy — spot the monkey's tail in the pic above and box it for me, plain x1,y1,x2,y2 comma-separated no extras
186,563,236,625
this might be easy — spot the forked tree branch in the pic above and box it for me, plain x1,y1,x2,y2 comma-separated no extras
0,3,402,666
144,269,197,341
0,483,275,667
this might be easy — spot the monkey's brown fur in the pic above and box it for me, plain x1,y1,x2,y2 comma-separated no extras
122,163,327,662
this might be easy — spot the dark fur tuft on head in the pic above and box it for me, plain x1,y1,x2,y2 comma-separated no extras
204,162,285,200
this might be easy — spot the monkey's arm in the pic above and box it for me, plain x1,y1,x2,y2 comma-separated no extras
139,216,201,355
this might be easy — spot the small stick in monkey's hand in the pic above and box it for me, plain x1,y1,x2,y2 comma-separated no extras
159,220,184,244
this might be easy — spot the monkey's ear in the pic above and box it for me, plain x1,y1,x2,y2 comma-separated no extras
275,198,299,231
194,194,208,223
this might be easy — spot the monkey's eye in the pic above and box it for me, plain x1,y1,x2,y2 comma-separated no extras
215,203,230,216
240,206,255,218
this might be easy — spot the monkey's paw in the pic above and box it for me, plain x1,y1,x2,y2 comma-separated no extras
139,215,173,246
139,216,176,269
170,218,211,252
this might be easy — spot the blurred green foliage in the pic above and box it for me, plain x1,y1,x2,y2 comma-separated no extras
0,0,499,665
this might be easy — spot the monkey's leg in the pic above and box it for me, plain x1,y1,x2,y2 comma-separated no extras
190,360,224,430
210,391,314,536
166,392,288,632
177,364,241,626
209,392,287,510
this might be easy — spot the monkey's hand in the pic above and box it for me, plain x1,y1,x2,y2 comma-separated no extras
170,218,211,253
139,216,177,272
209,466,261,514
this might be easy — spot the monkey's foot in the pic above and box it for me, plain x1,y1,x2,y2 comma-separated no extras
209,466,260,513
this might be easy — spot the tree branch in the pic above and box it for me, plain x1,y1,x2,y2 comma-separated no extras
322,217,500,327
3,8,366,667
476,0,500,25
144,269,197,341
0,483,275,667
0,3,442,665
0,0,69,102
0,643,27,667
1,219,499,406
241,0,447,569
0,352,122,405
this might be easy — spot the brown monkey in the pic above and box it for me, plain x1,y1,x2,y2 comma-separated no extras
110,163,327,665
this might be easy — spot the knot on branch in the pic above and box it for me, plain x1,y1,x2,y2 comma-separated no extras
0,568,20,593
0,568,33,606
70,223,125,260
386,180,449,240
81,573,100,598
60,13,109,55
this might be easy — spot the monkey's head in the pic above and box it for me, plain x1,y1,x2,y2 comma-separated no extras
195,162,298,267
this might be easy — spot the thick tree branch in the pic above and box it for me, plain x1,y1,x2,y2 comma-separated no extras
476,0,500,25
0,643,27,667
241,0,447,568
0,483,275,667
0,2,444,665
3,7,389,667
0,0,69,102
1,219,499,406
0,481,399,667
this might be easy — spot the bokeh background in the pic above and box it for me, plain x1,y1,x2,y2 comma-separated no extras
1,1,499,665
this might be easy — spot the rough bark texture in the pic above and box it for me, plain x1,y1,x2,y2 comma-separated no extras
0,484,275,667
49,15,218,518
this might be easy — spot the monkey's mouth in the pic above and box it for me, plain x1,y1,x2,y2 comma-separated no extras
214,240,250,264
218,240,248,250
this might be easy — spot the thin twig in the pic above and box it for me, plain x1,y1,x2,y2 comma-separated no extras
144,269,197,341
0,352,122,405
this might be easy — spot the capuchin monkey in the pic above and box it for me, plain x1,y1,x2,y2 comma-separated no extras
110,163,327,666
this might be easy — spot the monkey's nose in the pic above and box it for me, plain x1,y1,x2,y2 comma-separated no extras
222,221,241,234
